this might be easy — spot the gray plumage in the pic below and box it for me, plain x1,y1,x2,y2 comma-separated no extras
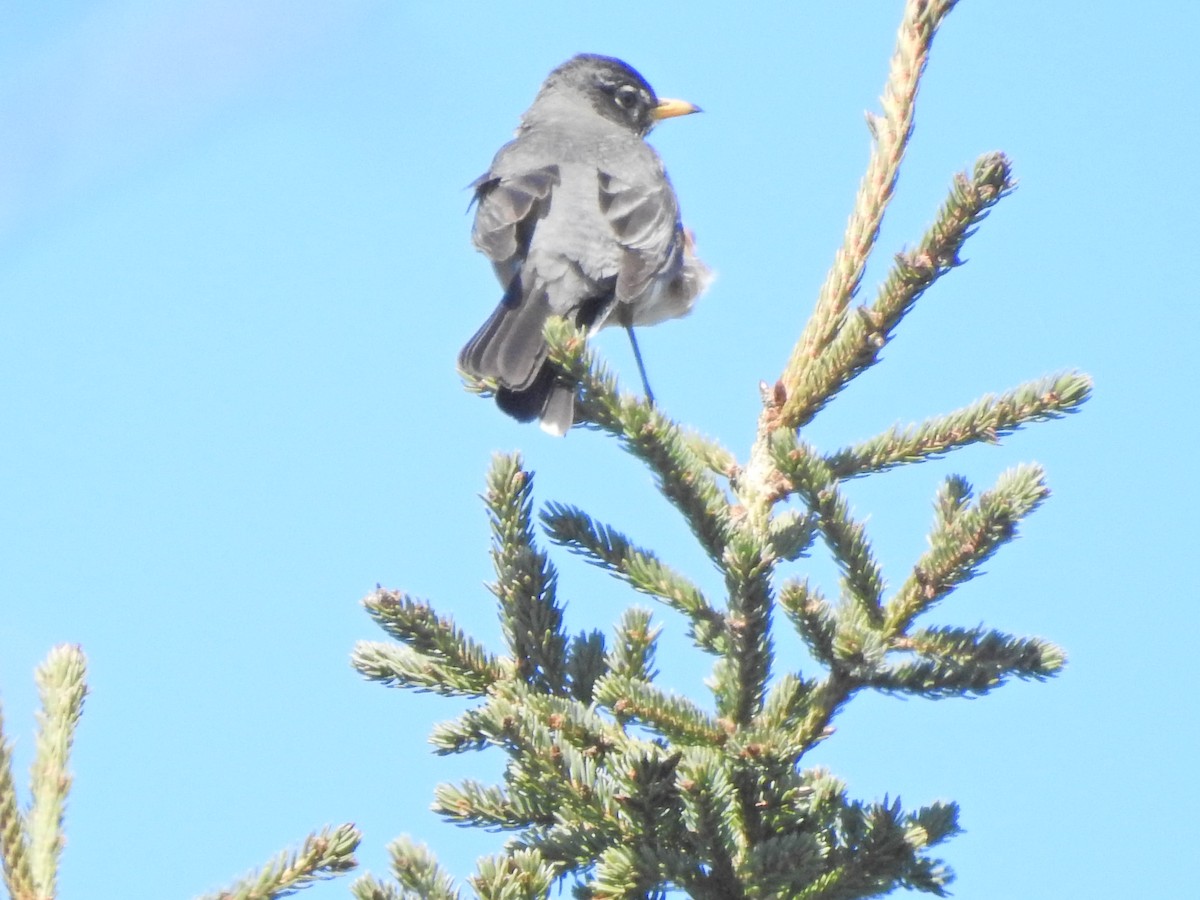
458,54,711,435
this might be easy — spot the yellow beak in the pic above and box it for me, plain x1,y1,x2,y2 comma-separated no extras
651,97,702,121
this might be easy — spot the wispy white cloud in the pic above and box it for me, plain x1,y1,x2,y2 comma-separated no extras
0,0,381,241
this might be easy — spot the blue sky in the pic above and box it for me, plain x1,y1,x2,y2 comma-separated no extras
1,1,1196,897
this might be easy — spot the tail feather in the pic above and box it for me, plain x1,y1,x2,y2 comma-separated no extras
458,279,551,391
493,366,574,435
461,278,614,435
537,383,575,436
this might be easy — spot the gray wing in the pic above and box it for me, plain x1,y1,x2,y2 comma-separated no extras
459,164,562,392
471,164,560,286
597,166,684,311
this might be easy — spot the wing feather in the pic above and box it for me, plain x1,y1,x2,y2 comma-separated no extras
471,165,561,273
597,169,683,307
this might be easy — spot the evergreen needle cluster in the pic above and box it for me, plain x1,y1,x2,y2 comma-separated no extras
355,1,1089,898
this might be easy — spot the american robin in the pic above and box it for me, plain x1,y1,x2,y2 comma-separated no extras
458,54,710,435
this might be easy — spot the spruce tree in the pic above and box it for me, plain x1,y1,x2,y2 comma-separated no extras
352,1,1090,897
0,3,1091,899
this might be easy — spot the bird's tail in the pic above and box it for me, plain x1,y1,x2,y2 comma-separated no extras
459,279,549,388
458,280,576,435
494,368,575,437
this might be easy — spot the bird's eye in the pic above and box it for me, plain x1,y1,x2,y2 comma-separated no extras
614,84,641,110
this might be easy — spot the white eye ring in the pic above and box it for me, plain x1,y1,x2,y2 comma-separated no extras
614,84,640,109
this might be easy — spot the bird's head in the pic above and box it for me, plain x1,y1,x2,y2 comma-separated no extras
535,54,700,136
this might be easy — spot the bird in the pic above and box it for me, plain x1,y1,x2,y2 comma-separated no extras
458,54,711,435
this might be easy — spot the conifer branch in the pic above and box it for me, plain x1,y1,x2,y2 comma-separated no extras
718,535,777,725
0,646,87,900
736,777,826,892
0,709,35,900
547,319,736,563
515,823,614,883
864,148,1010,344
431,685,630,832
356,590,501,695
779,579,838,666
886,465,1050,633
434,781,530,830
771,435,885,623
796,797,957,899
872,625,1065,696
578,750,687,897
201,824,361,900
767,509,820,562
352,641,497,697
541,503,727,653
486,454,570,694
350,873,403,900
775,570,894,759
428,707,493,755
751,674,817,737
787,153,1018,431
430,683,620,763
461,707,614,830
503,751,694,890
874,151,1011,320
827,371,1094,478
521,687,626,759
593,675,726,746
434,693,576,761
778,0,961,430
567,630,608,702
508,761,634,875
932,474,973,527
612,749,686,828
908,801,961,849
607,608,660,683
674,753,744,896
429,697,529,760
358,837,460,900
831,603,890,680
680,428,739,479
744,832,827,898
587,844,662,900
791,674,860,757
468,849,555,900
27,645,86,899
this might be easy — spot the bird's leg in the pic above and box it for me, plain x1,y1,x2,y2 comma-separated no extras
625,324,656,408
